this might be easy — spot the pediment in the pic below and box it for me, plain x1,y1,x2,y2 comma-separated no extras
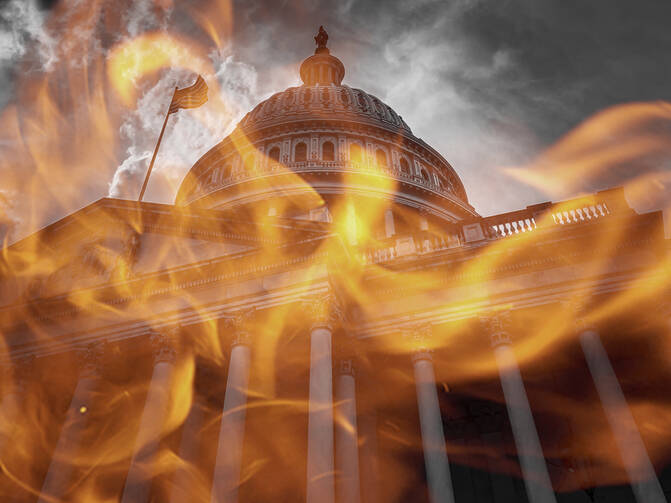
0,198,330,306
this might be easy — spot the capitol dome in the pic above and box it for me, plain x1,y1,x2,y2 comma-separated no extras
176,27,478,228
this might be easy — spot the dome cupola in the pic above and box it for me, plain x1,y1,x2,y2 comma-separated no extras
176,27,478,226
299,26,345,86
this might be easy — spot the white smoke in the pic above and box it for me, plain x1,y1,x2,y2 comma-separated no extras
0,0,57,109
108,49,264,202
0,0,57,67
123,0,171,38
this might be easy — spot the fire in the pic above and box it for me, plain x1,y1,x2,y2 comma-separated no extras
0,2,670,502
107,33,212,107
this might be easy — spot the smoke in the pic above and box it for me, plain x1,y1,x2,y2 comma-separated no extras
374,10,545,213
0,0,57,109
1,0,671,242
108,49,264,201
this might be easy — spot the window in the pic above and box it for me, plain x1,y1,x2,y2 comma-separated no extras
340,89,350,106
375,148,387,167
268,147,280,163
357,93,367,108
322,141,335,161
223,164,231,179
349,143,363,164
420,168,430,183
399,157,410,174
295,142,307,162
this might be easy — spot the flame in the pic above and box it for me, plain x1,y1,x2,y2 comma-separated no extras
0,1,670,501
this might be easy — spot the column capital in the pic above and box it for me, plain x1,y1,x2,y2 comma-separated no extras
76,341,107,378
303,290,343,331
231,309,254,347
333,331,361,377
408,323,433,362
560,297,596,333
150,330,178,364
481,310,512,348
336,358,356,377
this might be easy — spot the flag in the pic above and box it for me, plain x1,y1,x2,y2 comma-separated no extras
169,75,208,114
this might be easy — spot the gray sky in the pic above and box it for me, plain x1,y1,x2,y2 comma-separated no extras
1,0,671,241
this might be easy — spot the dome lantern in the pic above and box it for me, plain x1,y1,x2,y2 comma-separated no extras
299,26,345,86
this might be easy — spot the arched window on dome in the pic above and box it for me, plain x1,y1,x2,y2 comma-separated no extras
357,93,367,109
340,89,350,106
295,142,307,162
223,164,231,180
375,148,387,167
399,157,410,175
268,147,280,163
420,168,430,184
322,141,335,161
349,143,364,165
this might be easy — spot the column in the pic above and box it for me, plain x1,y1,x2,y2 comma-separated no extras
211,314,252,503
305,294,336,503
410,325,455,503
121,332,177,503
335,357,361,503
484,312,557,503
579,325,666,503
168,391,210,503
38,344,105,503
384,208,395,238
358,411,380,503
0,358,30,457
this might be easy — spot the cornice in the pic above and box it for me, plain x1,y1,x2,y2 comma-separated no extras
356,268,661,338
360,215,661,297
0,235,332,328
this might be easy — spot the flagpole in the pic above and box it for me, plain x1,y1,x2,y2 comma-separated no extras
138,86,177,202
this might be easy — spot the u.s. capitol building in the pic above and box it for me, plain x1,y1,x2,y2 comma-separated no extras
1,27,669,503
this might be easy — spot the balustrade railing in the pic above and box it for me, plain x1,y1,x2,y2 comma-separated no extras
359,189,630,264
482,191,622,240
359,231,462,265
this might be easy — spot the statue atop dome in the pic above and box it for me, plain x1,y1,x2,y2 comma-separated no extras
300,26,342,84
314,26,329,54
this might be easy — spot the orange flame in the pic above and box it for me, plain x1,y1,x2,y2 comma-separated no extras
0,2,670,501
